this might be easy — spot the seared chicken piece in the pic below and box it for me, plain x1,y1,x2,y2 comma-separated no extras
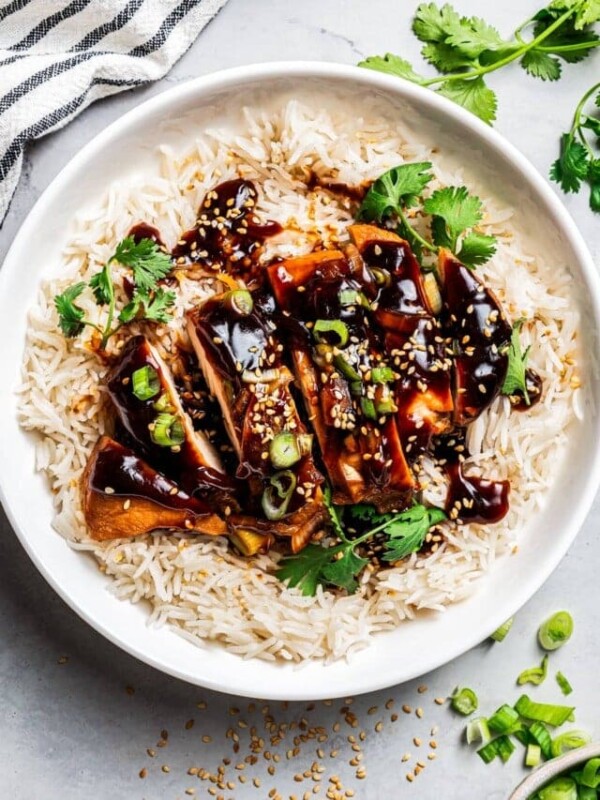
82,436,227,541
438,249,511,425
268,250,414,512
186,289,326,548
349,225,453,457
106,335,238,510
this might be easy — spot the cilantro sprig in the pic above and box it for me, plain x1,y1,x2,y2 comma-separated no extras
276,489,446,596
54,236,175,349
501,319,531,404
358,163,496,267
550,80,600,211
359,2,600,124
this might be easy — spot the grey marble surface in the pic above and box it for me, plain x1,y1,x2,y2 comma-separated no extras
1,1,599,798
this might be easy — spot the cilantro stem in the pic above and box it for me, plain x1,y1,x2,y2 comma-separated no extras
419,6,578,88
100,258,117,350
536,41,600,54
396,206,438,254
571,80,600,158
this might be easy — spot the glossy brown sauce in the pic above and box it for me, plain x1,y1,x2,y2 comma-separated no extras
306,171,368,203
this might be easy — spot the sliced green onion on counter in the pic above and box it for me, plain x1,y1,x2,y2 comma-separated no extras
488,704,520,734
269,432,301,468
550,730,592,758
313,319,349,347
261,470,297,521
466,717,491,745
538,611,574,651
478,734,515,764
525,743,542,768
491,617,514,642
529,720,554,759
451,687,478,716
514,696,575,727
556,672,573,696
518,655,549,686
150,412,185,447
131,365,160,401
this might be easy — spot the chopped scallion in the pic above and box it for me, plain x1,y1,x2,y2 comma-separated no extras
131,365,160,401
226,289,254,316
517,654,549,686
360,396,377,421
334,354,362,382
550,730,591,758
451,687,478,716
150,412,185,447
269,432,301,469
488,704,519,735
514,695,575,727
525,743,541,768
580,757,600,789
538,611,574,651
313,319,349,347
556,671,573,696
538,776,577,800
153,393,173,412
529,721,553,759
491,617,514,642
477,734,515,764
371,366,395,384
261,470,297,521
465,717,491,745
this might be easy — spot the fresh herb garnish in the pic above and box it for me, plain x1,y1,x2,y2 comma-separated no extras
276,493,446,596
358,163,497,266
54,236,175,349
501,319,531,404
550,80,600,211
359,2,600,124
517,654,549,686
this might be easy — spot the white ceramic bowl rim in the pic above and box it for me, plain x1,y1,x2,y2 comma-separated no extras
1,62,599,700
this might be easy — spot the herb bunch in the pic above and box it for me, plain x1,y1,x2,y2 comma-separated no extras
54,236,175,349
359,1,600,125
276,489,446,596
551,80,600,210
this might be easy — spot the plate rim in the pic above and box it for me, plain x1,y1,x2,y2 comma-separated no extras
1,60,600,699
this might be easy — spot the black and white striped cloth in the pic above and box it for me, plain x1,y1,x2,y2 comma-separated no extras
0,0,228,224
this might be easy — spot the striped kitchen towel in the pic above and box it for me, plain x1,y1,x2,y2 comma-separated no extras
0,0,228,224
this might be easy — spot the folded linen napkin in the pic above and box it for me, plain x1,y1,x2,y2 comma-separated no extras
0,0,228,224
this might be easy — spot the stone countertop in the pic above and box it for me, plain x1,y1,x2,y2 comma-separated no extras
1,1,599,798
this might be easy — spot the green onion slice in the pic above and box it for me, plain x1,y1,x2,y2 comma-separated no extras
150,412,185,447
550,729,591,758
334,354,362,382
339,288,369,308
132,365,160,401
529,721,553,759
371,366,395,384
525,743,542,768
488,704,520,735
360,396,377,421
451,687,478,716
514,695,575,727
538,777,578,800
517,654,549,686
153,393,173,412
491,617,514,642
269,432,301,469
581,758,600,789
477,735,515,764
226,289,254,315
577,786,597,800
556,671,573,696
261,470,296,521
313,319,349,347
465,717,490,745
538,611,574,651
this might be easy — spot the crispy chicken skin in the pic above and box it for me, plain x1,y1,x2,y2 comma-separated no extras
82,437,227,541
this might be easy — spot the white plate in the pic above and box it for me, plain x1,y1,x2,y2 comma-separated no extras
1,63,599,700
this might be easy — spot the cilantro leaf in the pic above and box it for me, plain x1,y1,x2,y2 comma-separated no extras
549,133,590,192
412,3,464,43
358,162,434,222
276,544,340,596
421,41,475,72
89,266,112,306
54,283,87,337
323,484,347,541
358,54,425,84
501,319,531,403
113,236,172,292
382,505,447,562
444,15,505,59
549,0,600,29
321,549,369,594
532,11,600,63
119,287,176,325
587,158,600,211
424,186,484,249
520,50,562,81
582,114,600,137
437,77,498,124
458,230,497,267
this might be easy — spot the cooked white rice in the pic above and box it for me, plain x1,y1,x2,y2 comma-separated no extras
17,99,582,663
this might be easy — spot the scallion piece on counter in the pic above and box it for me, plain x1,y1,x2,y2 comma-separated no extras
556,671,573,696
465,717,491,745
451,687,478,716
514,695,575,727
150,412,185,447
525,743,542,768
538,776,578,800
491,617,514,642
529,721,553,759
313,319,349,347
538,611,574,651
269,432,301,469
131,365,160,401
517,654,549,686
488,704,520,734
550,730,591,758
477,734,515,764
